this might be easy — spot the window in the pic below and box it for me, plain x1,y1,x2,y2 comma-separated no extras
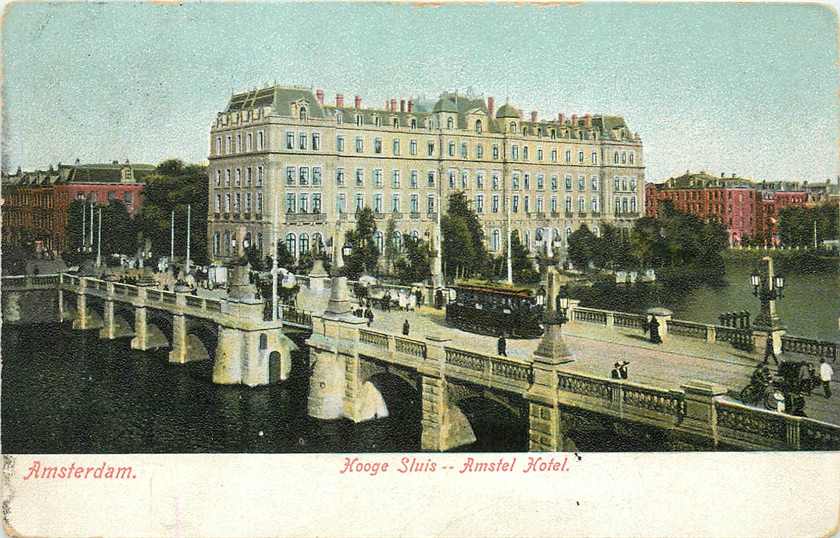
374,193,383,213
630,177,637,190
492,174,500,191
614,176,620,191
224,169,231,187
621,152,627,164
410,194,419,213
225,193,232,212
537,148,543,161
226,135,232,153
393,117,399,128
492,194,499,213
355,193,364,210
392,170,400,188
512,173,520,190
630,196,637,213
565,175,572,191
393,139,400,155
410,118,417,129
213,232,220,255
524,195,530,213
512,195,519,213
374,169,383,188
235,168,241,187
257,166,264,186
447,117,454,129
475,120,483,134
492,145,500,160
310,133,320,150
629,152,635,165
312,167,322,186
476,172,484,189
299,107,307,121
524,174,530,190
244,168,252,187
591,151,598,164
578,196,585,213
256,193,263,213
550,176,558,192
551,149,557,162
374,116,381,127
592,176,600,191
312,194,322,214
410,140,417,156
336,193,346,214
355,169,364,187
299,132,307,150
374,138,382,154
356,115,363,126
461,170,469,189
257,131,264,150
234,192,241,213
286,233,296,258
374,231,384,253
337,136,345,152
215,137,222,155
427,141,435,156
476,194,484,213
523,146,529,160
427,194,435,214
245,192,252,213
336,112,343,124
565,150,571,163
511,145,519,160
615,198,622,214
298,193,309,213
236,134,242,153
410,170,418,188
448,170,456,188
460,143,468,159
336,169,346,187
492,229,500,251
355,137,364,153
215,194,222,212
215,170,221,186
448,141,456,157
509,122,517,133
578,175,585,190
427,171,436,187
592,197,600,213
614,152,619,165
578,150,584,163
537,175,544,191
565,196,572,213
391,194,400,213
536,196,543,213
245,133,252,152
550,196,558,213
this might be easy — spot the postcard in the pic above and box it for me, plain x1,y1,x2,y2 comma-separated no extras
2,1,839,537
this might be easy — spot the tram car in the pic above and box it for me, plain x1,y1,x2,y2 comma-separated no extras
445,284,544,338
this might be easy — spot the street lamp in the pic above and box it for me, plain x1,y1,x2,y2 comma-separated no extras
751,267,785,302
342,241,353,259
536,286,546,307
751,256,785,361
533,267,573,363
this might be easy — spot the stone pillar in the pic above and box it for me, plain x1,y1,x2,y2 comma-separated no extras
308,258,330,291
99,299,116,339
213,326,245,384
306,316,365,419
419,335,448,451
168,314,188,364
343,352,362,422
57,288,64,322
527,401,567,451
72,291,88,330
130,306,148,350
241,330,269,387
676,380,727,448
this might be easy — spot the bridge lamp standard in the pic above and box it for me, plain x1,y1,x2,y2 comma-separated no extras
750,256,786,359
534,269,573,364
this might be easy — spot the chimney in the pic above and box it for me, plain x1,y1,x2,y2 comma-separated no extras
530,111,538,123
721,173,725,178
487,96,495,117
407,100,414,113
571,114,578,126
558,113,566,124
315,89,324,105
336,94,344,108
355,95,362,109
400,99,406,113
583,114,592,128
390,98,397,113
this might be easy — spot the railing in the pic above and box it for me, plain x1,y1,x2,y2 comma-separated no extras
622,384,685,416
1,274,63,289
146,289,162,302
161,291,177,305
614,312,647,330
782,335,837,361
799,419,840,450
62,274,81,287
359,329,389,349
489,355,532,383
573,307,608,325
281,305,312,327
557,371,613,401
716,400,788,445
286,212,327,224
185,295,204,308
716,326,754,351
205,299,223,313
445,347,488,373
395,337,426,358
666,319,708,340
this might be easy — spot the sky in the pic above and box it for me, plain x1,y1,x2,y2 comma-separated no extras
2,2,838,183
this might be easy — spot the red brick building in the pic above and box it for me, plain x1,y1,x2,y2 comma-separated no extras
2,161,155,253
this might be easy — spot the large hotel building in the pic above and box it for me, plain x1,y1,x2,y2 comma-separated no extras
207,85,644,263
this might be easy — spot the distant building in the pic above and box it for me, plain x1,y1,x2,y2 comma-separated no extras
2,160,155,253
207,85,645,263
646,171,836,246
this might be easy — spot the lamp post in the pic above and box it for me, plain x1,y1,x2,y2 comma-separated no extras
534,267,573,363
323,223,355,319
751,256,786,358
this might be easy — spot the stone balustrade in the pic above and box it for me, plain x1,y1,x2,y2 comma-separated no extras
782,335,837,361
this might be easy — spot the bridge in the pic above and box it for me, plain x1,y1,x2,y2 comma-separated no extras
3,273,839,452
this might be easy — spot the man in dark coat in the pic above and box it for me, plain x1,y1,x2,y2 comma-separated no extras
402,319,410,336
611,362,622,379
365,308,374,327
618,361,630,380
497,334,507,357
647,315,662,344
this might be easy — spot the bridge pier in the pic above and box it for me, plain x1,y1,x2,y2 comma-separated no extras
419,337,448,451
72,290,88,330
168,314,189,363
526,353,575,451
307,314,367,419
130,306,148,350
99,299,115,339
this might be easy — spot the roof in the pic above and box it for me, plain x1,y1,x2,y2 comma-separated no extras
454,283,533,298
2,162,154,186
495,103,521,119
226,86,326,119
432,96,459,113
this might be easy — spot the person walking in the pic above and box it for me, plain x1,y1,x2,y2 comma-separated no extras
618,361,630,380
497,334,507,357
610,362,621,380
415,288,423,307
820,358,834,399
365,307,374,327
647,315,662,344
402,319,410,336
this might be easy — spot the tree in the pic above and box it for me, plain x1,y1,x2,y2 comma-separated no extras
343,207,380,279
630,217,662,269
441,216,475,281
100,200,136,257
567,224,597,270
383,216,399,274
395,234,431,284
445,192,489,277
510,230,539,283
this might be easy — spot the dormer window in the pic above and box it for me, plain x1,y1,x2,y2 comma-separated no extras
550,129,556,140
336,112,343,124
410,118,417,129
475,120,483,134
356,115,363,126
509,122,517,133
447,117,454,130
392,118,399,128
374,116,381,127
299,107,307,121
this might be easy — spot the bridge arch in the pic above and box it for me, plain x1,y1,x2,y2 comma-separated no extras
145,309,173,350
185,319,219,362
111,303,136,338
445,382,528,452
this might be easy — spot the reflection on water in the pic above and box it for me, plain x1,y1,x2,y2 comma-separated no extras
3,323,663,453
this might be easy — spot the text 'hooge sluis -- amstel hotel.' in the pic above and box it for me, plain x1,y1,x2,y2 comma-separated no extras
206,85,645,262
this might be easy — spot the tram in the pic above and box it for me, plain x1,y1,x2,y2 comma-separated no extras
445,284,544,338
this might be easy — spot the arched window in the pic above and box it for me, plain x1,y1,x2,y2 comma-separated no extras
411,230,419,239
374,231,384,253
312,232,323,254
286,233,297,258
393,231,402,252
475,120,483,134
410,118,417,129
299,233,310,255
447,117,454,129
393,118,399,128
299,107,307,121
614,152,619,164
244,232,252,249
510,122,517,133
492,229,501,251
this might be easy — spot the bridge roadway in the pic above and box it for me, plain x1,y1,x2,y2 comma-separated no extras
295,286,840,428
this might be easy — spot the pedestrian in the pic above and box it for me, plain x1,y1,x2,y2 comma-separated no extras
647,315,662,344
365,308,374,327
610,362,621,380
820,358,834,399
415,288,423,307
435,289,444,309
618,361,630,380
402,319,410,336
798,362,811,395
497,334,507,357
763,336,779,366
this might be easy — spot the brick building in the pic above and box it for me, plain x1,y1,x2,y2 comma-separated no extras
207,85,645,263
2,160,155,253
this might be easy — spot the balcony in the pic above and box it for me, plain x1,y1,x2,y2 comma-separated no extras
373,212,386,220
410,212,421,220
427,212,438,221
390,212,404,220
578,212,588,218
565,211,573,218
286,212,327,224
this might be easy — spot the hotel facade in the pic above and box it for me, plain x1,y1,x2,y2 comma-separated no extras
207,86,645,264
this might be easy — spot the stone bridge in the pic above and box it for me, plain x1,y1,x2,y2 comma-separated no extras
305,312,840,452
2,274,301,386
